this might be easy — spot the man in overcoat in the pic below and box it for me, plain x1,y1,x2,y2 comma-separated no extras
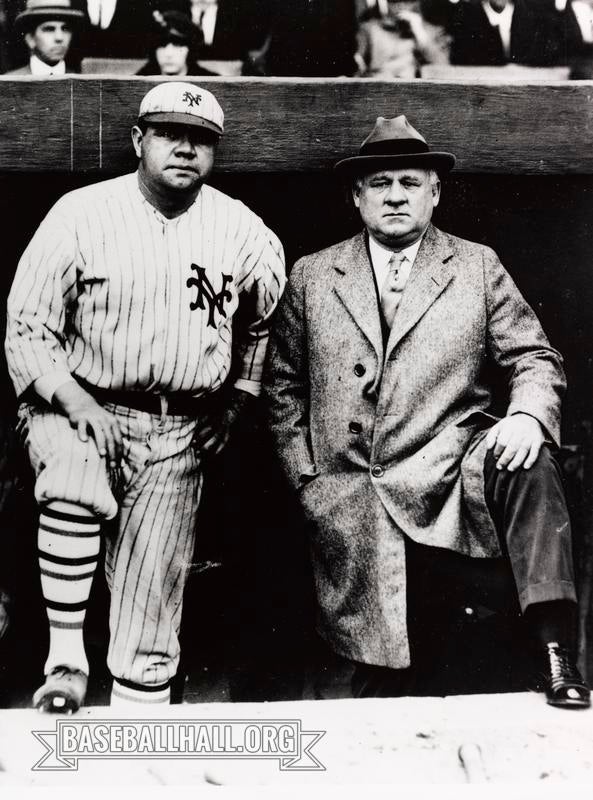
264,115,590,708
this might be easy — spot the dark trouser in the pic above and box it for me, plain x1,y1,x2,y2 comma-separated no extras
308,446,577,699
412,445,576,614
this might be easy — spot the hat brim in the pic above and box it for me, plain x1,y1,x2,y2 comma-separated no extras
335,151,456,175
16,9,85,31
139,112,223,136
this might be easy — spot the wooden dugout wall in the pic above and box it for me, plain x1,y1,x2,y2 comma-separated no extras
0,76,591,174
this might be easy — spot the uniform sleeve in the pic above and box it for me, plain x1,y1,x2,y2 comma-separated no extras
484,247,566,446
5,201,79,398
233,216,286,395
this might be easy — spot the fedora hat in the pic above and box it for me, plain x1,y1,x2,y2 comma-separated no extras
335,115,455,175
15,0,85,32
150,10,199,47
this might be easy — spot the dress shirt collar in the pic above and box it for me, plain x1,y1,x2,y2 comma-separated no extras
482,1,514,58
87,0,117,29
368,233,423,271
192,2,218,45
367,232,424,291
572,2,593,43
29,54,66,75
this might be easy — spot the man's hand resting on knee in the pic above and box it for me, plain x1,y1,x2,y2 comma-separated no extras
51,382,123,466
485,412,545,471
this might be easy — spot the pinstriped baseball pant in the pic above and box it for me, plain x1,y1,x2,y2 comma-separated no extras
18,401,203,687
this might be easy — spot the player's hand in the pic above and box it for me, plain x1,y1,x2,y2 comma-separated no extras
52,382,123,466
485,413,545,471
193,389,256,456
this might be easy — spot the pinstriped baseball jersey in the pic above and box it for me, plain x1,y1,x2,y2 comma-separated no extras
6,172,285,399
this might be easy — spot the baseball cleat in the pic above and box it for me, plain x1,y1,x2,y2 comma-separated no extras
33,665,88,714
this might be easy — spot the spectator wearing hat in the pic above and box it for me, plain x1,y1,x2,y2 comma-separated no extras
6,0,84,75
5,81,285,713
264,114,590,709
137,9,218,75
355,0,450,79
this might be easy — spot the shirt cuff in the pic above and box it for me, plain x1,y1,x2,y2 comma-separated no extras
33,373,76,405
233,378,260,398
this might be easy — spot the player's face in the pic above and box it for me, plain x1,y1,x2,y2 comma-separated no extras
132,123,217,195
353,167,440,248
25,21,73,66
155,42,190,76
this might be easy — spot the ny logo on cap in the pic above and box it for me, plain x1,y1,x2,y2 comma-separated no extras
182,91,202,108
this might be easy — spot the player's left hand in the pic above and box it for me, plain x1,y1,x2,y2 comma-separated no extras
192,389,257,456
485,412,545,471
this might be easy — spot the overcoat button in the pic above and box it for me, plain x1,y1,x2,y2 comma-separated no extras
371,464,384,478
354,363,366,377
349,421,363,434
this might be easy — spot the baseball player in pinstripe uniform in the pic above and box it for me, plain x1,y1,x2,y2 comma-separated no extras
5,81,285,713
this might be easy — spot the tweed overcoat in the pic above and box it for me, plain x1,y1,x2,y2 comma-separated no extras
264,224,566,668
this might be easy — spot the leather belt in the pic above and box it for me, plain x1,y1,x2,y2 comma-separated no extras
78,380,220,417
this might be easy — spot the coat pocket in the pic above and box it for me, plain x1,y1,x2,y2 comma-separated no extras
455,410,500,429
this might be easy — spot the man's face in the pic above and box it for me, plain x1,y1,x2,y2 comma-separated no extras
25,21,72,66
132,123,217,196
156,42,190,75
353,167,440,248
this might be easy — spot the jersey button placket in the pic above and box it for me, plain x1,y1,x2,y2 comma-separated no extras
150,212,169,384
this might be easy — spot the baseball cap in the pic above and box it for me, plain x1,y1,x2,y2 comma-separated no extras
138,82,224,136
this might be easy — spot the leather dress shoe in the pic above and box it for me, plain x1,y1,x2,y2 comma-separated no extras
539,642,590,709
33,665,88,714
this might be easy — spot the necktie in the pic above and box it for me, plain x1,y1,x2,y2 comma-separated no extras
380,253,406,328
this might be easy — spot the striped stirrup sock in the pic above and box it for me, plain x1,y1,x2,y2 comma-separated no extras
38,503,101,677
111,678,171,708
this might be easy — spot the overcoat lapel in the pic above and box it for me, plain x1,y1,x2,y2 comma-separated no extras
332,233,383,363
385,225,455,359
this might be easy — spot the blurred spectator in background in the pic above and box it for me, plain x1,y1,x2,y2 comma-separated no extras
80,0,154,58
137,9,217,74
248,0,358,76
6,0,84,75
189,0,268,61
355,0,450,78
419,0,463,28
545,0,593,77
450,0,562,66
0,0,9,72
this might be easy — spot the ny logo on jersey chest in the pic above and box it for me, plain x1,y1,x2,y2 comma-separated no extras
187,264,233,328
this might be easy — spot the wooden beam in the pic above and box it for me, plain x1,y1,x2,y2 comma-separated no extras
0,76,591,174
